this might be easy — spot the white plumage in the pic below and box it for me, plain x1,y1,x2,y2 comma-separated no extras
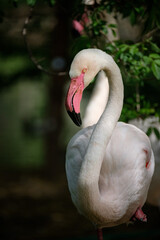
65,49,155,230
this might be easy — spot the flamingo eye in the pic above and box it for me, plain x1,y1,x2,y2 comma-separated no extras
82,68,87,73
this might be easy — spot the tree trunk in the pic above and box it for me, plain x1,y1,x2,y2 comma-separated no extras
44,1,71,176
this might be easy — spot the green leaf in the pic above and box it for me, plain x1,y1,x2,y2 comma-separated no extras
111,29,116,37
108,23,117,28
154,59,160,66
149,53,160,59
150,42,160,53
135,7,141,13
129,45,138,55
119,44,128,52
143,56,152,64
130,10,136,25
153,127,160,140
26,0,36,6
50,0,55,5
151,62,160,79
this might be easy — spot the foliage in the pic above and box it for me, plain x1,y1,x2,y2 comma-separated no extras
105,39,160,84
120,95,158,122
73,0,159,41
70,0,160,125
104,0,160,30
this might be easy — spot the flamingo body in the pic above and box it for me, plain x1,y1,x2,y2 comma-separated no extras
65,49,155,230
66,122,154,227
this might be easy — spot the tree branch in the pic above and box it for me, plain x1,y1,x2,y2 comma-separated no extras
142,28,159,41
22,7,67,77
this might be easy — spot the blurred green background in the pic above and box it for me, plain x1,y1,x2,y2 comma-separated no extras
0,0,160,239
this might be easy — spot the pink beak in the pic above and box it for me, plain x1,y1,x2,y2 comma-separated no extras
65,70,86,126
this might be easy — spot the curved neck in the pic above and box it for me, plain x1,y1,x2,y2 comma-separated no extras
78,54,124,219
82,70,109,128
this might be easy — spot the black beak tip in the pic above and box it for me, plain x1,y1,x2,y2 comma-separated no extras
67,111,82,127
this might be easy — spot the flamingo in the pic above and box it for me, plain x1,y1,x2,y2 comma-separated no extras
65,49,155,240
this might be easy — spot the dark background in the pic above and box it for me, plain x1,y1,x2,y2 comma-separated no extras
0,1,160,239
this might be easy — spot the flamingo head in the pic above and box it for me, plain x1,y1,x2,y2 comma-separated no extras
65,68,87,126
65,49,106,126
